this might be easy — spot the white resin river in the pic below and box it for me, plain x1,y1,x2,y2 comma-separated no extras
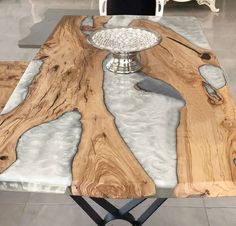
0,112,81,193
103,65,185,189
0,16,226,194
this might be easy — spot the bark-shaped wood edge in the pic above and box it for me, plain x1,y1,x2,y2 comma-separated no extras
131,19,236,197
0,16,156,199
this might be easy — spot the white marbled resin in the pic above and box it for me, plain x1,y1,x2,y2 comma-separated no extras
81,16,93,35
159,16,211,49
103,65,185,188
0,16,215,193
105,16,210,49
199,64,226,89
104,16,209,189
1,60,43,115
0,111,81,193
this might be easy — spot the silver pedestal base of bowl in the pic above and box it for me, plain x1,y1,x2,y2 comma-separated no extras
87,27,161,74
106,52,142,74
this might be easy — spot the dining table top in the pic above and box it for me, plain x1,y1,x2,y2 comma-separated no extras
0,15,235,199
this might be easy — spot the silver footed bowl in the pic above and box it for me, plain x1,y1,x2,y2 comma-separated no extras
87,27,162,74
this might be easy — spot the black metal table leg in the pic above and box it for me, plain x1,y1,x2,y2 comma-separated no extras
71,196,104,225
91,197,136,224
135,198,167,225
119,198,146,216
71,196,167,226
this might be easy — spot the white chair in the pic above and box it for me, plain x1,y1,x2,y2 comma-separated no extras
99,0,165,16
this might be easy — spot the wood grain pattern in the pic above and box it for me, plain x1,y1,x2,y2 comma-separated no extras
0,16,236,198
131,19,236,197
0,16,156,198
0,62,27,112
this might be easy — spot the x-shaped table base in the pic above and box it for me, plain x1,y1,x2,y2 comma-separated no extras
71,196,167,226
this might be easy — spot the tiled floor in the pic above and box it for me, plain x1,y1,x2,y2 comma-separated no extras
0,0,236,225
1,191,236,226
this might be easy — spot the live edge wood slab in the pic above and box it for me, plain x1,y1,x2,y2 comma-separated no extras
0,16,235,198
0,62,27,111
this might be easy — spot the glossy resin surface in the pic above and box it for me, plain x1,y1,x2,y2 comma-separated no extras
0,16,235,198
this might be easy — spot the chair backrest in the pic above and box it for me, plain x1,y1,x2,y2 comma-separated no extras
99,0,165,16
155,0,164,17
99,0,107,16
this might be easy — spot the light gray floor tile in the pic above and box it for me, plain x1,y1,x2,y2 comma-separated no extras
0,203,25,226
77,199,208,226
162,198,204,207
28,193,75,205
18,203,104,226
205,34,236,51
136,206,209,226
95,198,203,209
206,208,236,226
204,197,236,208
0,191,30,204
18,203,209,226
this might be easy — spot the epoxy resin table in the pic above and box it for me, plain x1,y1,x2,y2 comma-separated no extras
0,15,235,225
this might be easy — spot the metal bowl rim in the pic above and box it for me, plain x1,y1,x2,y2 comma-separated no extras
87,26,162,54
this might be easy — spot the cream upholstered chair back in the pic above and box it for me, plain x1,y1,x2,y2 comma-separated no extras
99,0,164,16
155,0,164,16
99,0,107,16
